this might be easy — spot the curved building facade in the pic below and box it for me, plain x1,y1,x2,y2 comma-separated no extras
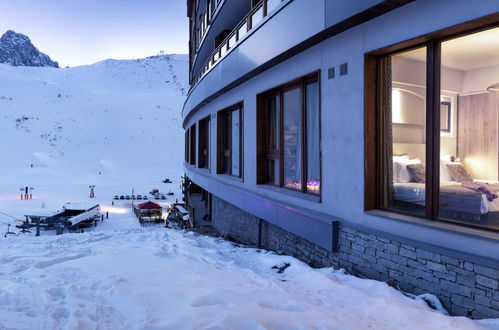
183,0,499,318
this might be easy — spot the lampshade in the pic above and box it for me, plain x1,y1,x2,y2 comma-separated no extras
487,83,499,92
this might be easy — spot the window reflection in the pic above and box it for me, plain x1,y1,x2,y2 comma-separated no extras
306,81,320,194
259,75,321,194
283,88,302,191
384,47,427,216
231,109,240,177
439,27,499,230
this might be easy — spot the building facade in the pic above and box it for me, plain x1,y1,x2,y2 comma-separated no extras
183,0,499,319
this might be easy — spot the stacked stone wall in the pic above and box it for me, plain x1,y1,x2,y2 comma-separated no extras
211,195,499,319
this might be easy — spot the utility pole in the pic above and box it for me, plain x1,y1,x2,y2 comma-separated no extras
132,187,135,209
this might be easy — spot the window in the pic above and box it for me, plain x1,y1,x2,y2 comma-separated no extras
185,125,196,165
185,130,189,163
217,104,243,177
366,22,499,231
257,74,321,195
198,117,210,169
189,124,196,165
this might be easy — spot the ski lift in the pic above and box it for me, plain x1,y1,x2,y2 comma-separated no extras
4,224,16,237
15,219,33,234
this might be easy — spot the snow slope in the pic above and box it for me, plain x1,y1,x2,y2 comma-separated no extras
0,54,187,174
0,55,188,218
0,211,496,329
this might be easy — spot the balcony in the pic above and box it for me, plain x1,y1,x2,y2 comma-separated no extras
183,0,389,120
191,0,285,87
191,0,252,83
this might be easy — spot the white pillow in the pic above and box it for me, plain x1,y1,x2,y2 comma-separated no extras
399,158,421,182
394,157,421,182
393,155,409,182
440,154,453,181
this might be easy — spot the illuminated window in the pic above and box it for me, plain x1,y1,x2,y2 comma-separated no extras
217,104,243,177
369,25,499,231
257,74,321,195
198,117,210,169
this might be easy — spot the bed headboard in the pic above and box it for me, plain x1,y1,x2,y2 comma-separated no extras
393,143,425,162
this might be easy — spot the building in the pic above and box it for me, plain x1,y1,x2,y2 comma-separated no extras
182,0,499,319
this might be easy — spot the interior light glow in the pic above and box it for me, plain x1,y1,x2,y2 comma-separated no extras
487,83,499,92
392,89,402,123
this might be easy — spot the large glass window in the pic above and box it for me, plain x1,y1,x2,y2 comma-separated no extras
257,74,321,195
198,117,210,169
438,27,499,230
371,24,499,231
382,47,427,217
306,81,320,194
185,130,189,163
217,104,243,177
266,94,280,185
283,87,302,191
189,124,196,166
231,109,240,177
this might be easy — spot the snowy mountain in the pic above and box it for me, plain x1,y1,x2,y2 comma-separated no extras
0,54,188,191
0,30,59,68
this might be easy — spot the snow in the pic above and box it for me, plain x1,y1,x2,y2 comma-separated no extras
0,54,187,224
1,211,497,329
0,54,187,179
0,56,497,329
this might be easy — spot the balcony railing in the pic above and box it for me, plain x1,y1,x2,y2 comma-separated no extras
191,0,285,87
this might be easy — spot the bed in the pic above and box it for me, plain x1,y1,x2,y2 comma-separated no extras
393,180,499,223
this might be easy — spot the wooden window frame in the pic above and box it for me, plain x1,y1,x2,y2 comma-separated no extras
217,102,244,177
364,13,499,232
198,116,210,169
257,72,321,196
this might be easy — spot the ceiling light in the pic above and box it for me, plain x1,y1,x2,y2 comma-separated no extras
487,83,499,92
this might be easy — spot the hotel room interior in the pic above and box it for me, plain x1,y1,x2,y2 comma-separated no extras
387,26,499,230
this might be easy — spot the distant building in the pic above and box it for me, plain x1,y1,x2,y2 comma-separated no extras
183,0,499,318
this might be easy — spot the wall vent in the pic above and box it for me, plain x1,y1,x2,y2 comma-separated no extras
340,63,348,76
328,67,335,79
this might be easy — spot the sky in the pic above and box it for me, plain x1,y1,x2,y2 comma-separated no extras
0,0,188,67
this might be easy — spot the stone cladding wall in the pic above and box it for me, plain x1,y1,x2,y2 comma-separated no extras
211,195,499,319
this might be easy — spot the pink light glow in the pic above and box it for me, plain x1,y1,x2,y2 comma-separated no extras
284,180,320,193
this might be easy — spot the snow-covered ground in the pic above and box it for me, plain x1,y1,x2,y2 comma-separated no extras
1,209,497,329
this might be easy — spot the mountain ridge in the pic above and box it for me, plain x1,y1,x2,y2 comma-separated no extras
0,30,59,68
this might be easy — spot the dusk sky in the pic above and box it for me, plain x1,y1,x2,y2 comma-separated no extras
0,0,188,67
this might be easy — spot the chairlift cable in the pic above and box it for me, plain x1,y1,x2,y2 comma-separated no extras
0,210,20,220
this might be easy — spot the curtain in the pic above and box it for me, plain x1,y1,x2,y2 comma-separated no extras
381,56,393,208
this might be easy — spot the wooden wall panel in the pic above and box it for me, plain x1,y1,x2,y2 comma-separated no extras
457,92,499,180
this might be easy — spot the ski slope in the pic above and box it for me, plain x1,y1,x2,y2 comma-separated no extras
0,55,187,220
